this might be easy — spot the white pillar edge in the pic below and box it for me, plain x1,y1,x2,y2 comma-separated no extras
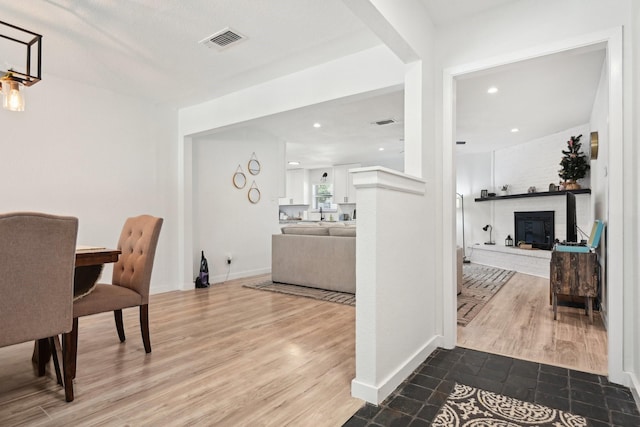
351,166,426,195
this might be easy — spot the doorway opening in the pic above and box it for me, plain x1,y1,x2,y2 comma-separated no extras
445,30,623,382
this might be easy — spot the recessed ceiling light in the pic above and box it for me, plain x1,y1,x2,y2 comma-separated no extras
313,122,321,128
378,147,385,151
511,128,519,133
288,161,300,166
487,87,498,94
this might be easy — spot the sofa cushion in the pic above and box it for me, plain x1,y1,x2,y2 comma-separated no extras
282,226,330,236
328,226,356,237
282,222,319,228
318,221,344,227
280,223,317,234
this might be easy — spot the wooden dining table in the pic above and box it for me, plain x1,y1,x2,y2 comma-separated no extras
72,246,121,299
74,246,120,267
33,247,121,377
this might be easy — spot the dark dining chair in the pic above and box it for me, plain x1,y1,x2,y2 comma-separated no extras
0,212,78,397
63,215,163,401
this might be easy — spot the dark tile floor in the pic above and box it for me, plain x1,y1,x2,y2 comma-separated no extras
343,347,640,427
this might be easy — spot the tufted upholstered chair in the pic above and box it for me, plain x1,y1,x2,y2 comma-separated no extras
63,215,162,401
0,212,78,394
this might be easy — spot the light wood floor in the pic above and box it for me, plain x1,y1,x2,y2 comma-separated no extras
457,271,608,375
1,272,608,426
0,275,363,426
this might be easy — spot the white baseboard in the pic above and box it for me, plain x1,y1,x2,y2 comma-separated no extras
627,372,640,415
351,335,443,404
150,282,182,294
210,267,271,286
173,268,271,291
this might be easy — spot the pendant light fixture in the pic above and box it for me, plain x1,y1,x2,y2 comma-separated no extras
0,21,42,112
2,79,25,111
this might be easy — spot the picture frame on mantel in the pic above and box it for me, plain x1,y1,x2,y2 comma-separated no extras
480,189,488,198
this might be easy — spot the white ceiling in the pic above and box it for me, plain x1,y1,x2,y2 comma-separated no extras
456,45,606,154
419,0,515,27
1,0,381,107
2,1,606,168
232,43,605,168
238,87,405,170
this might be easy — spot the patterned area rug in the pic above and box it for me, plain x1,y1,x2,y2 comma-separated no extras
433,383,587,426
243,281,355,306
458,264,515,326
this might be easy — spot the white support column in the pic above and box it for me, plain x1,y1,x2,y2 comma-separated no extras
350,167,441,404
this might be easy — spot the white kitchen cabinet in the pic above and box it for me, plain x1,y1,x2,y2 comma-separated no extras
333,164,360,204
281,168,309,205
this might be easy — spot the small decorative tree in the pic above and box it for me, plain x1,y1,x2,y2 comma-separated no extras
558,134,590,190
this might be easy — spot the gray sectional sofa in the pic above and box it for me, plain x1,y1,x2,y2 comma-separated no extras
272,223,462,296
271,222,356,294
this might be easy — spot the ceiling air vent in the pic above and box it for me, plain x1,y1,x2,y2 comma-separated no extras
200,28,247,50
372,118,397,126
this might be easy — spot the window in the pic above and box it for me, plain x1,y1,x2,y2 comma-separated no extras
312,183,336,211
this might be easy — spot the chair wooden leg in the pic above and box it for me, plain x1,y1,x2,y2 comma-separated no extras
140,304,151,353
114,309,126,342
70,318,78,379
48,336,63,386
62,324,76,402
34,338,51,376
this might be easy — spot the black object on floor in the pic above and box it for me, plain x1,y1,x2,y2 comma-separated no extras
343,347,640,427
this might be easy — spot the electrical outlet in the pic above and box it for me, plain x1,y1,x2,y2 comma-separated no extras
227,254,232,264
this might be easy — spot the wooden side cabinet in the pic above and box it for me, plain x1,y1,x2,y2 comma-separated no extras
550,251,599,323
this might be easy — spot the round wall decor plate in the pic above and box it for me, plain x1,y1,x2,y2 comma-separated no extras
248,152,261,175
248,186,261,204
233,165,247,189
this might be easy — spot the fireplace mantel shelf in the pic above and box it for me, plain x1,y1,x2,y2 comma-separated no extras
474,188,591,202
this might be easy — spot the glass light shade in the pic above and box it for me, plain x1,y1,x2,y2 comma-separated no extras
2,80,25,111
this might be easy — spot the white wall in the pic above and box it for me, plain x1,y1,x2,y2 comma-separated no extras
458,126,594,253
435,0,630,69
630,0,640,396
493,124,593,244
456,152,492,248
178,44,405,288
179,45,404,137
0,74,178,293
495,124,592,195
192,129,282,283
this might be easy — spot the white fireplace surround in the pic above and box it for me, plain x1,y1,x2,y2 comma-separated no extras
467,243,552,278
458,192,591,278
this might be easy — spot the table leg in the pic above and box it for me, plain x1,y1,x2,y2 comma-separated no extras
553,292,558,320
587,297,593,324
